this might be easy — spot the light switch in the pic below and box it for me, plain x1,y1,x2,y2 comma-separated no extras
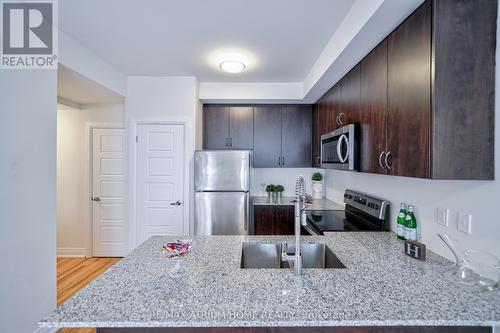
458,213,472,234
437,208,449,227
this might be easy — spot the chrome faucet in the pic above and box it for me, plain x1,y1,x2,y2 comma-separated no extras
281,175,307,276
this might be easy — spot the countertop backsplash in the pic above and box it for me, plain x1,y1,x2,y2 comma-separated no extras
251,168,324,196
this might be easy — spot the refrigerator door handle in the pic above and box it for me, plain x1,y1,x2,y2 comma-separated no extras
244,194,249,231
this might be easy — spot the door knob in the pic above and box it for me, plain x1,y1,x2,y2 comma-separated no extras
91,196,101,202
170,201,182,206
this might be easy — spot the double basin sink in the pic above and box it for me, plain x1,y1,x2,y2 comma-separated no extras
240,242,345,269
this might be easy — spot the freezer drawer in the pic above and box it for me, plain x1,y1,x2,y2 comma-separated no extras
194,150,250,191
194,192,249,235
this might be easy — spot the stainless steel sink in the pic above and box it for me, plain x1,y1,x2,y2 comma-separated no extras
240,242,345,269
240,242,282,268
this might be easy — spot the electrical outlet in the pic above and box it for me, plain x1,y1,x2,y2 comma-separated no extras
436,208,449,226
458,213,472,234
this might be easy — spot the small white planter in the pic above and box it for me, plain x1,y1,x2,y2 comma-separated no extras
311,180,323,199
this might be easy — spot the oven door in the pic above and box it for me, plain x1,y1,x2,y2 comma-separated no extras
320,124,356,170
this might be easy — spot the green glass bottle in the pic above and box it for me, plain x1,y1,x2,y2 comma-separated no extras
396,203,407,240
404,205,417,241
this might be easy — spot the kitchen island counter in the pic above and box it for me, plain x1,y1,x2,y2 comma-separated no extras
40,233,500,330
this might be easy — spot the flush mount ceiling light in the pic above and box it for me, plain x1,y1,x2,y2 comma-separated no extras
219,60,246,74
208,48,256,75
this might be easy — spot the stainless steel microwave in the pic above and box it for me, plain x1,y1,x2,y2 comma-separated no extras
320,124,358,171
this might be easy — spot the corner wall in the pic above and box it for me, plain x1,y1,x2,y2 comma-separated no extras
125,76,199,244
56,104,124,257
0,70,57,332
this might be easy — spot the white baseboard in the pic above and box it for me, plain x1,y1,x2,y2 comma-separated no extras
57,247,87,257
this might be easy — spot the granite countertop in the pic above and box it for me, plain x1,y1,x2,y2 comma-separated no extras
252,196,344,211
40,233,500,328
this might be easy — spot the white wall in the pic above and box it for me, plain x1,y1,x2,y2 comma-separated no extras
323,4,500,261
251,168,323,197
0,70,57,332
56,104,124,257
59,31,127,96
125,76,199,243
199,82,304,104
324,169,500,260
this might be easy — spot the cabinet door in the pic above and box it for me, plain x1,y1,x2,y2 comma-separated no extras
203,105,229,149
339,64,361,126
325,84,341,131
254,206,275,235
312,104,322,167
274,206,295,235
281,105,312,167
253,106,282,167
229,106,253,149
387,1,431,178
360,40,388,174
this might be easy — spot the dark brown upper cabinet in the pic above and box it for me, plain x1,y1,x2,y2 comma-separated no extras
254,105,313,168
281,105,312,167
360,39,388,175
203,105,229,149
386,1,431,178
312,84,340,167
203,105,253,149
339,64,361,127
229,106,254,149
253,106,282,167
312,103,322,167
313,0,496,180
431,0,495,180
326,83,341,131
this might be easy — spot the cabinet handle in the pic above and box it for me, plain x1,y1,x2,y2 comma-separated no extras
278,156,281,166
229,137,233,148
225,138,229,148
385,151,392,170
282,156,285,166
335,115,340,126
338,112,345,126
378,151,386,169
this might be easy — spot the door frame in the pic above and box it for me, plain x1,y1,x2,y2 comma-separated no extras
85,122,127,257
130,120,191,250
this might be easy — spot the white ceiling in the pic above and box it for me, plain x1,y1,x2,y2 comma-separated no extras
59,0,355,82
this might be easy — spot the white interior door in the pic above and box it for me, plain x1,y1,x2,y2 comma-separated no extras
136,124,185,244
92,128,127,257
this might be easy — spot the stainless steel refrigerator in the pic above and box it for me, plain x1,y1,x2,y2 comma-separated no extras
194,150,251,235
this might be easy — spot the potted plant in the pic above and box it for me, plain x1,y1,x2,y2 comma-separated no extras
275,184,284,200
265,184,275,201
311,172,323,199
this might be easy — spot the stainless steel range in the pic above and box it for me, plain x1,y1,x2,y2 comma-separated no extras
304,190,390,235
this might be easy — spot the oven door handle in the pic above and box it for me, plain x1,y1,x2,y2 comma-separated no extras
336,134,349,163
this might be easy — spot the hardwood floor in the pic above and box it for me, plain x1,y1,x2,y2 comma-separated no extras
57,257,121,333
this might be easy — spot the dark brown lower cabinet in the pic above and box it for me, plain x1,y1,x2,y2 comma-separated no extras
254,205,294,235
97,326,491,333
253,205,275,235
